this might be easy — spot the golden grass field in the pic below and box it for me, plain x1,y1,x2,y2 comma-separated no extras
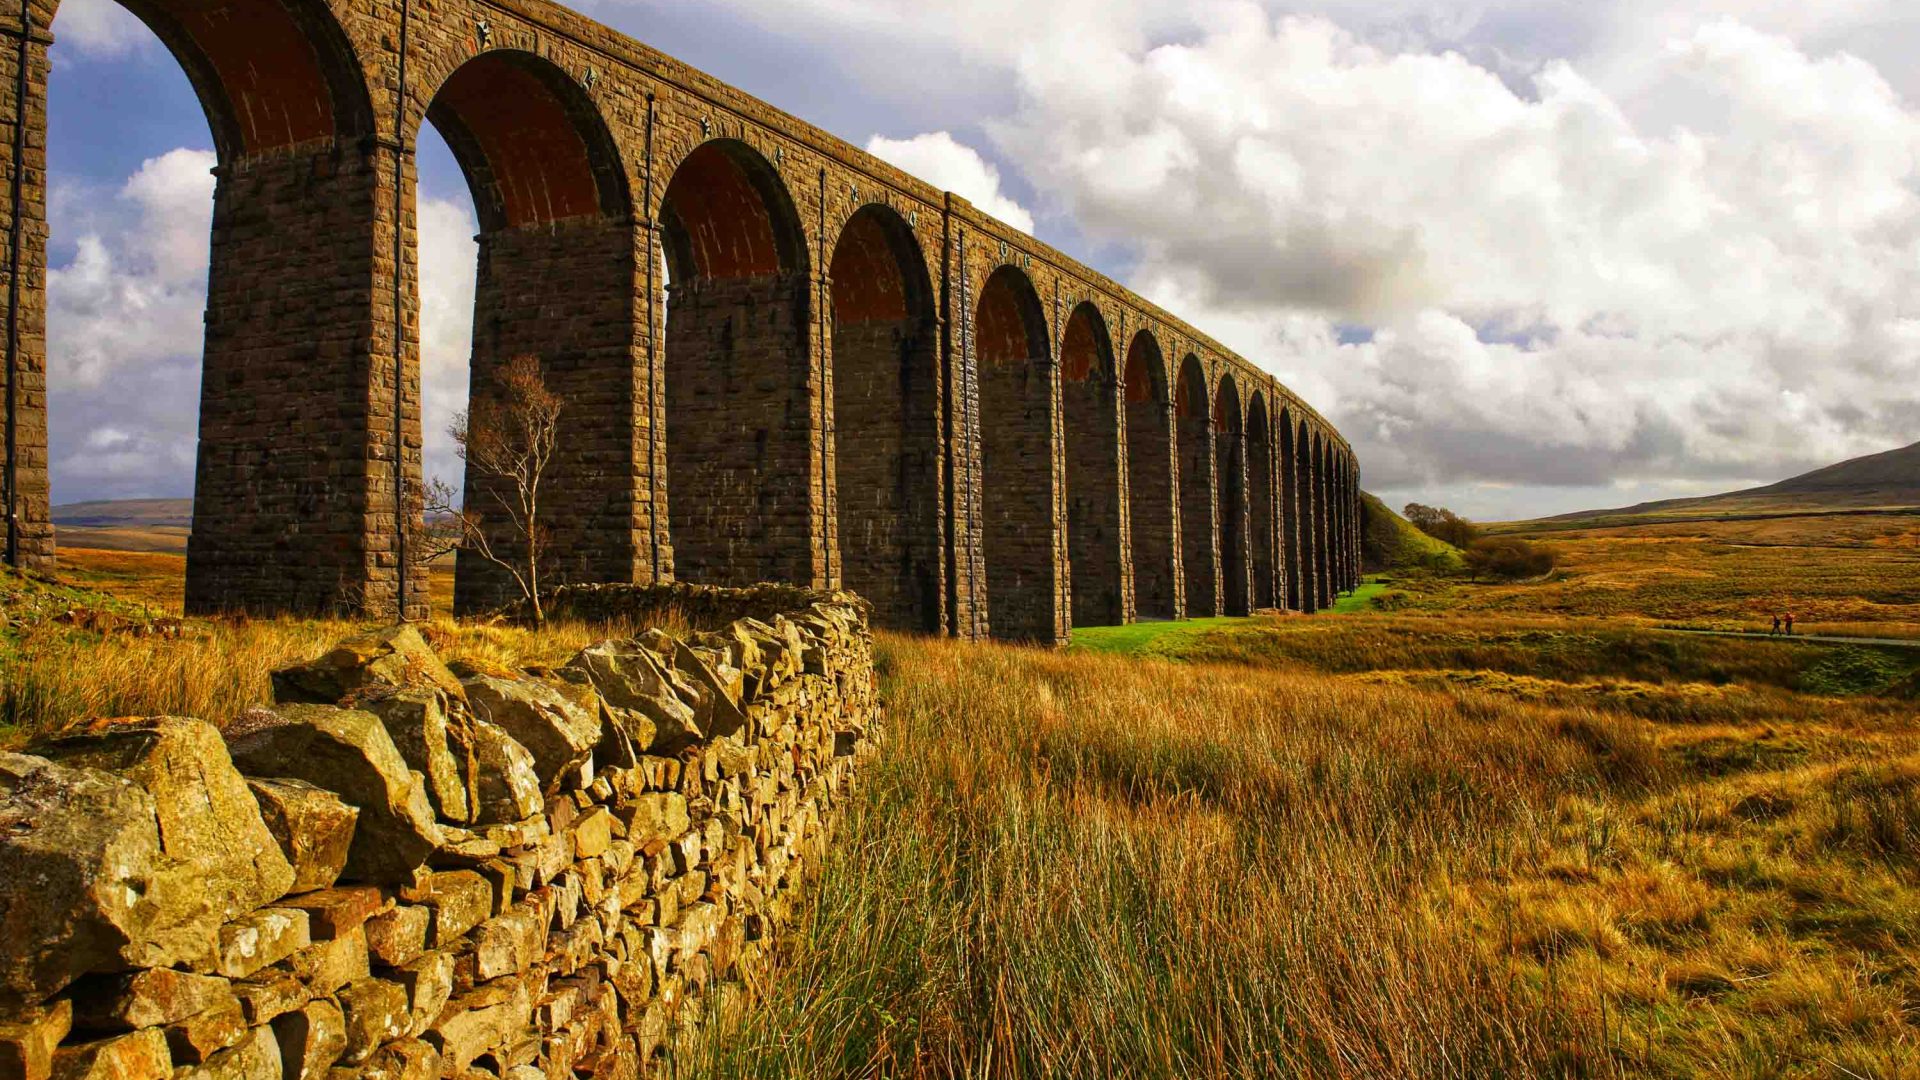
7,513,1920,1078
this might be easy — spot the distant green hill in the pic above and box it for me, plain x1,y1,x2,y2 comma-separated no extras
1521,439,1920,529
1361,491,1462,573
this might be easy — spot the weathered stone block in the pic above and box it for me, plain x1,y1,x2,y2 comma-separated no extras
468,721,542,827
245,778,358,894
0,753,205,999
400,871,490,948
391,951,453,1038
462,675,600,792
162,995,249,1064
269,998,344,1080
270,625,463,707
362,689,471,824
471,905,545,983
278,886,384,942
47,1027,171,1080
169,1023,280,1080
212,908,311,980
229,972,308,1027
226,705,441,884
335,977,408,1065
69,968,234,1033
363,905,430,969
282,926,369,995
572,807,613,859
34,719,295,926
0,999,69,1080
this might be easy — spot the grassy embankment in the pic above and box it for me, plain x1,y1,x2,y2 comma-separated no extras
9,516,1920,1077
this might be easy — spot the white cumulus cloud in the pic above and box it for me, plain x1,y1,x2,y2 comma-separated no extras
865,132,1035,233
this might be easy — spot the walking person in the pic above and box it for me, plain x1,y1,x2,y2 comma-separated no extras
1771,614,1781,636
1785,612,1795,636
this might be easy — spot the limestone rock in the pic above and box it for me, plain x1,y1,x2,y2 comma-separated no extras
353,1036,440,1080
269,998,344,1080
34,719,296,925
336,977,408,1065
461,675,600,792
226,706,441,884
672,640,748,739
362,689,472,824
282,926,369,995
392,951,454,1038
212,907,311,980
277,886,383,942
0,753,203,1001
468,720,542,826
169,1023,280,1080
162,995,249,1064
363,904,430,969
270,625,464,707
48,1027,171,1080
69,968,235,1032
243,777,358,895
563,641,697,750
0,998,70,1080
399,870,490,948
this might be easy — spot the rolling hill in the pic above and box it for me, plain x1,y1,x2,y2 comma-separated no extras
50,498,192,553
1522,439,1920,529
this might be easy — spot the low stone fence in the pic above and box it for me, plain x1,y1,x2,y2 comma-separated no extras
0,587,879,1079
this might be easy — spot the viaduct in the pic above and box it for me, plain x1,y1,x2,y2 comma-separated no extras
0,0,1361,643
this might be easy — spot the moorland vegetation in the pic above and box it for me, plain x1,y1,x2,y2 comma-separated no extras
6,503,1919,1078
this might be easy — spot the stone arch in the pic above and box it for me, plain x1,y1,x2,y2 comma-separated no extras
1175,353,1215,617
89,0,373,163
659,138,815,588
1061,301,1122,627
1213,372,1248,616
22,0,388,612
422,50,639,613
828,203,941,632
975,264,1058,642
1247,390,1276,610
1123,329,1175,619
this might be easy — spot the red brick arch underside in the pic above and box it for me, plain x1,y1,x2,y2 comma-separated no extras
975,265,1048,368
830,205,928,325
1124,330,1165,405
1061,303,1112,386
660,140,805,282
102,0,372,159
426,51,628,231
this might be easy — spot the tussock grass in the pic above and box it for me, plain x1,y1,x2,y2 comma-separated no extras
695,632,1920,1079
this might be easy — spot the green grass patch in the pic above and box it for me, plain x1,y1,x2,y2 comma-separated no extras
1069,616,1262,657
1328,581,1391,613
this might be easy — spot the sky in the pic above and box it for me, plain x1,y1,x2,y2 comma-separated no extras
42,0,1920,520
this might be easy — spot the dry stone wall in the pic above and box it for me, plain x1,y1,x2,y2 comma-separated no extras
0,586,878,1079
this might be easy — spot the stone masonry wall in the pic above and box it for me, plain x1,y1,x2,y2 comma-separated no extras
829,319,942,634
1177,403,1217,620
0,586,877,1080
184,144,387,617
664,274,817,589
978,355,1059,643
454,219,641,615
1062,372,1122,629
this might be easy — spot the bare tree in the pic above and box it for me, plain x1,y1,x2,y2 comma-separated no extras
419,354,563,624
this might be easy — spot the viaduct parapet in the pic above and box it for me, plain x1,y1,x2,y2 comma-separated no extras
0,0,1362,641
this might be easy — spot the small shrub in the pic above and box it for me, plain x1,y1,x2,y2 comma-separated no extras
1465,536,1558,581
